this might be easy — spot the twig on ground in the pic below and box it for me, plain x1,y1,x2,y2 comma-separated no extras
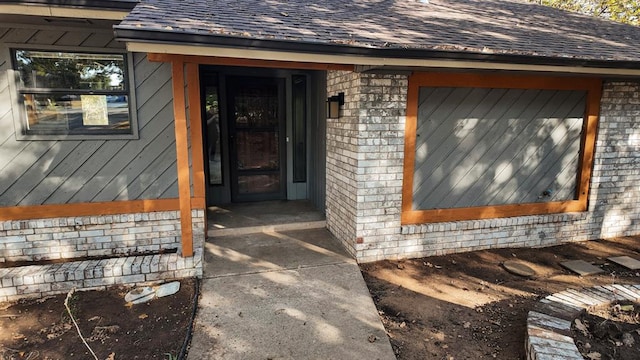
65,288,99,360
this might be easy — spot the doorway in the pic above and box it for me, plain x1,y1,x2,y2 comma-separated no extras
201,66,326,210
227,76,286,202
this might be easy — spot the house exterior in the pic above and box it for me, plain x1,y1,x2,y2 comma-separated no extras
1,0,639,298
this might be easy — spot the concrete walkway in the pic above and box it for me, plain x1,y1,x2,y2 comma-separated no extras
187,228,395,360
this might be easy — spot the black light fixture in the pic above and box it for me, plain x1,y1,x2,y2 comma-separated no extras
327,92,344,119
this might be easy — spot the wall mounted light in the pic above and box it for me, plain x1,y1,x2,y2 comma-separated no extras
327,92,344,119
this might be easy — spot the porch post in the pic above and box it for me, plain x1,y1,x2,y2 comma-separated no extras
171,58,193,257
186,63,206,209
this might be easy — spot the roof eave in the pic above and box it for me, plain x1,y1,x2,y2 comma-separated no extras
114,27,640,74
3,0,137,11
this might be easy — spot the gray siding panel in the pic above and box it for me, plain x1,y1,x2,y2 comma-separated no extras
309,71,326,212
0,25,178,207
413,87,585,210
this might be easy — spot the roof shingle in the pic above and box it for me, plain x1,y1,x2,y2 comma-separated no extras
116,0,640,63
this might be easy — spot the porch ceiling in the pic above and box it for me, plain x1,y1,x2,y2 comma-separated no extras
114,0,640,71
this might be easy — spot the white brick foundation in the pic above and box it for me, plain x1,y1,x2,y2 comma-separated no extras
0,209,205,300
326,73,640,263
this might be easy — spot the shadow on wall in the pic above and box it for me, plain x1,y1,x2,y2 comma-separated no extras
412,88,585,210
0,55,179,209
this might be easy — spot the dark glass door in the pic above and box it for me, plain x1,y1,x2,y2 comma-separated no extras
227,77,286,202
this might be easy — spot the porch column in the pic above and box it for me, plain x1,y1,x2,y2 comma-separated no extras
171,58,193,257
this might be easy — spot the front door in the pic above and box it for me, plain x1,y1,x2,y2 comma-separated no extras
227,76,286,202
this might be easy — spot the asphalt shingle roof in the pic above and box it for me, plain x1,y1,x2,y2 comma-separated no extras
115,0,640,64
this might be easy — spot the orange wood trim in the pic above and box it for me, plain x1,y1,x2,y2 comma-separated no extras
190,197,206,209
186,63,206,205
172,59,194,257
148,53,354,71
401,72,601,225
402,74,420,214
576,80,602,204
401,200,587,225
410,72,601,91
0,199,180,221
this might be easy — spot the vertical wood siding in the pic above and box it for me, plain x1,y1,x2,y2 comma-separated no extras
413,87,585,210
0,25,178,207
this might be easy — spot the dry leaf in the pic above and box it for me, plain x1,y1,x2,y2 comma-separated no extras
574,319,589,336
125,302,134,308
105,352,115,360
138,313,148,319
586,352,601,360
620,305,634,312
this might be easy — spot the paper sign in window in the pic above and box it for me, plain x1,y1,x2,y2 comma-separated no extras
81,95,109,126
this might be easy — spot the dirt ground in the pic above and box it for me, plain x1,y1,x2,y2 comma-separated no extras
1,237,639,360
0,279,195,360
360,236,640,360
572,300,640,360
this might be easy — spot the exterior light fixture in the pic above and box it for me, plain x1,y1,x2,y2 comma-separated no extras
327,92,344,119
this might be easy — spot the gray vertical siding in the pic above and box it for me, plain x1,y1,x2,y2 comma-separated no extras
0,25,178,207
413,87,585,210
309,71,327,212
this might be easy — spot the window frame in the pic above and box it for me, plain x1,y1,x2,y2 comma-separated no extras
401,72,602,225
9,45,139,140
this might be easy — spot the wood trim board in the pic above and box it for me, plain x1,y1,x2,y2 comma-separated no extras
171,59,194,256
401,72,602,224
148,53,354,71
0,199,180,221
186,63,206,209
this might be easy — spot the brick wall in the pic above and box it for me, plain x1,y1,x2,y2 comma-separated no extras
325,71,362,256
325,74,640,262
0,209,205,301
0,211,186,263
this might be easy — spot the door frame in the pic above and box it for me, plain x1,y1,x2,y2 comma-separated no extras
200,65,323,207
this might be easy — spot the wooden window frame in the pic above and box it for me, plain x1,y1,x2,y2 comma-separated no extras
401,72,602,225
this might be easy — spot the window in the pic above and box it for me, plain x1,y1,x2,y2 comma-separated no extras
13,49,134,137
402,73,601,224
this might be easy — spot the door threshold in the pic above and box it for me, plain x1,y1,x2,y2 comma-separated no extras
208,220,326,237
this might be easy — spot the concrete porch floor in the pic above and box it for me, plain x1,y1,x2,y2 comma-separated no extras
187,226,395,359
207,200,326,237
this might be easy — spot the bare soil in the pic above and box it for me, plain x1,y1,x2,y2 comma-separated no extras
0,279,195,360
360,236,640,360
572,301,640,360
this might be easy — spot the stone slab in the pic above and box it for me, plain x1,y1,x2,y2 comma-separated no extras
503,260,536,277
560,260,604,276
608,256,640,270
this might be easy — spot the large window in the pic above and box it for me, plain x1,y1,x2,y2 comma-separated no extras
402,73,601,224
13,49,134,137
